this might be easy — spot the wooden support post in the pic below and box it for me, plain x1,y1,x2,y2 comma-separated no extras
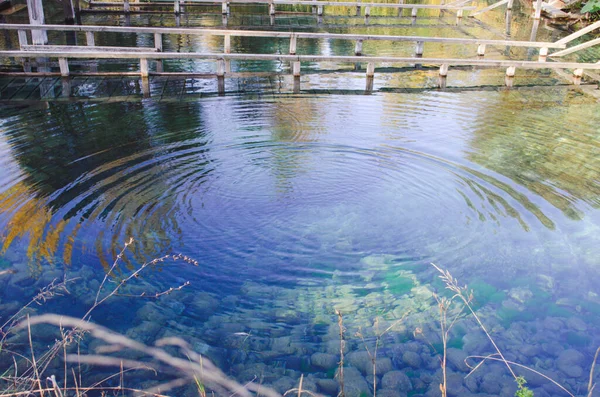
415,41,424,56
534,0,542,19
17,30,28,48
27,0,48,45
59,58,69,77
124,0,130,13
289,35,297,55
364,6,370,16
317,5,323,15
366,62,375,77
269,2,275,15
225,60,231,73
356,5,361,15
439,63,449,76
538,47,548,62
292,61,301,77
507,0,514,10
477,44,486,56
457,8,464,17
61,78,71,97
86,31,95,46
222,1,228,14
174,0,180,15
216,59,225,77
355,39,363,56
224,34,231,53
312,5,316,13
411,7,417,17
439,64,448,88
142,77,150,98
506,66,516,77
140,58,149,78
154,33,163,52
573,68,583,85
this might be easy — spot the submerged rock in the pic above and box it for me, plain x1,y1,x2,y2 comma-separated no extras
381,370,412,391
338,366,371,397
402,351,422,368
311,352,338,370
556,349,585,378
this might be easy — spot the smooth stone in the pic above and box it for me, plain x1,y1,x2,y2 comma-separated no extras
377,389,407,397
347,350,393,376
317,378,339,395
337,367,371,397
543,317,564,331
567,317,587,332
311,352,338,370
556,349,585,378
402,351,422,368
381,370,412,391
446,348,470,372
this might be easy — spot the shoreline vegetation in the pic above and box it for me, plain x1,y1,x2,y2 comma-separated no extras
0,240,599,397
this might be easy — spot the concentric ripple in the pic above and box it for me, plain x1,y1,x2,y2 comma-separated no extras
0,90,599,290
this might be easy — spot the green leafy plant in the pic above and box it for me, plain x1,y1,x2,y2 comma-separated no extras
515,376,534,397
581,0,600,14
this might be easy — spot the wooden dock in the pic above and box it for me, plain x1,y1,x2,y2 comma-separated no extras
86,0,477,18
1,17,599,95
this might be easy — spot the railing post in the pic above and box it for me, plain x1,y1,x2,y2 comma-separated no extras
289,34,297,55
224,34,231,53
222,0,228,14
154,33,163,51
506,66,516,77
364,6,370,16
124,0,130,13
439,64,449,88
411,7,417,17
17,30,28,48
140,58,149,77
59,58,70,77
27,0,48,45
534,0,542,19
356,5,361,16
439,64,449,76
355,39,363,56
366,62,375,77
269,1,275,15
457,8,464,17
174,0,180,15
538,47,548,62
507,0,513,10
217,59,225,77
415,41,424,56
292,61,301,77
477,44,486,56
573,68,583,85
317,5,323,15
86,31,95,46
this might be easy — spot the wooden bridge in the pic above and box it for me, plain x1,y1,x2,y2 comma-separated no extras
0,1,599,97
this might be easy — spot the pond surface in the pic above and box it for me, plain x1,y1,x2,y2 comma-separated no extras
0,3,600,397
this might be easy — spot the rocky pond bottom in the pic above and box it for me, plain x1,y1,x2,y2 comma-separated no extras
0,88,599,396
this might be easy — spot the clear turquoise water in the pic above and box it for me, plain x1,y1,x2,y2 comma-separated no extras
1,4,600,397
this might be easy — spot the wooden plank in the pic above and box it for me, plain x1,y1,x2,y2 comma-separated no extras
0,24,567,48
534,0,543,19
555,20,600,45
550,37,600,57
91,0,476,8
2,50,600,70
21,44,159,52
469,0,508,17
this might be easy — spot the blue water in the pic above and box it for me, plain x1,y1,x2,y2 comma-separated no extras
0,88,599,396
1,3,600,396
